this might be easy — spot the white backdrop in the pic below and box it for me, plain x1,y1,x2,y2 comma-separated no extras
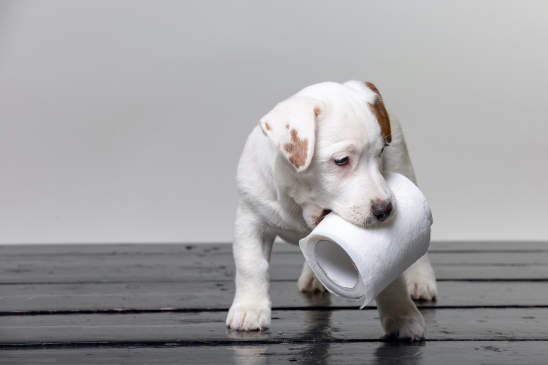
0,1,547,243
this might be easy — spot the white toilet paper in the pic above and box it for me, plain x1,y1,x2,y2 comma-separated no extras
299,173,433,308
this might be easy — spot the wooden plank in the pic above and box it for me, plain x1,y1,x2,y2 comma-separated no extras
0,245,547,284
0,241,546,256
0,259,544,283
0,243,545,267
1,308,547,345
2,248,546,265
1,281,547,313
1,341,547,365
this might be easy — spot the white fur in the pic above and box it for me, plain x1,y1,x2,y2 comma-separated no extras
226,81,437,340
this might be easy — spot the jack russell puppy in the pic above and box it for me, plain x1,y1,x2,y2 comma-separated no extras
226,81,437,341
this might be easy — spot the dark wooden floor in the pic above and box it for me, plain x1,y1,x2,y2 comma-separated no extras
0,242,547,364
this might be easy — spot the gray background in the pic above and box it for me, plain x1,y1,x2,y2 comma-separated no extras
0,1,546,244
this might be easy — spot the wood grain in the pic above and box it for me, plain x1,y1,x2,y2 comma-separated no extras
0,281,547,313
1,308,548,345
0,342,546,365
0,243,547,284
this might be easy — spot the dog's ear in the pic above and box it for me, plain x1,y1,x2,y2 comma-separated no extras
259,96,324,172
344,80,392,144
364,82,391,143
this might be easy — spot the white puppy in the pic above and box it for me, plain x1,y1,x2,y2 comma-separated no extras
226,81,437,341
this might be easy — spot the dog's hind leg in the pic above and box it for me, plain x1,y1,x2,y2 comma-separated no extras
297,261,327,293
404,254,438,301
384,116,437,301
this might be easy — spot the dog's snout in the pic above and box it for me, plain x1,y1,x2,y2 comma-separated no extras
371,199,393,222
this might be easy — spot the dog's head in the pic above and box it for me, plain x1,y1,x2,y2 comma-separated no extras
259,81,394,228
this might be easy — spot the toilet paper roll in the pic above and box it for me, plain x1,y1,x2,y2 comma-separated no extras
299,173,432,308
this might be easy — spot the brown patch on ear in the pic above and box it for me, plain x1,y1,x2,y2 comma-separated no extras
264,122,271,131
365,81,380,94
283,129,308,169
285,124,290,129
365,81,391,143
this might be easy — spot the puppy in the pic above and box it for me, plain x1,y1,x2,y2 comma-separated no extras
226,81,437,340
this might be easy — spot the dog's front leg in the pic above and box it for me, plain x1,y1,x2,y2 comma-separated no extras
376,275,425,341
226,203,275,331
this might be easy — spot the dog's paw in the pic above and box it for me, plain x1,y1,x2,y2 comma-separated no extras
297,269,327,293
404,257,438,301
226,300,271,331
405,269,438,301
381,309,426,342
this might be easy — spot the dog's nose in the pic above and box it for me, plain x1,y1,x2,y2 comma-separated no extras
371,199,393,222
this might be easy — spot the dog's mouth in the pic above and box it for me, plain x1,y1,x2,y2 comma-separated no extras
314,209,332,226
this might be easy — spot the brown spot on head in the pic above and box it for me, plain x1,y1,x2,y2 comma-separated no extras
313,107,321,117
264,122,271,131
365,81,391,143
283,128,308,168
365,81,380,94
285,124,290,129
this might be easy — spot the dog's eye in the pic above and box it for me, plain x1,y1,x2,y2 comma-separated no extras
334,157,349,166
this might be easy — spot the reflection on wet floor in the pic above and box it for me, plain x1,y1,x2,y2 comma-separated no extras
228,292,438,365
229,293,435,365
294,293,333,365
